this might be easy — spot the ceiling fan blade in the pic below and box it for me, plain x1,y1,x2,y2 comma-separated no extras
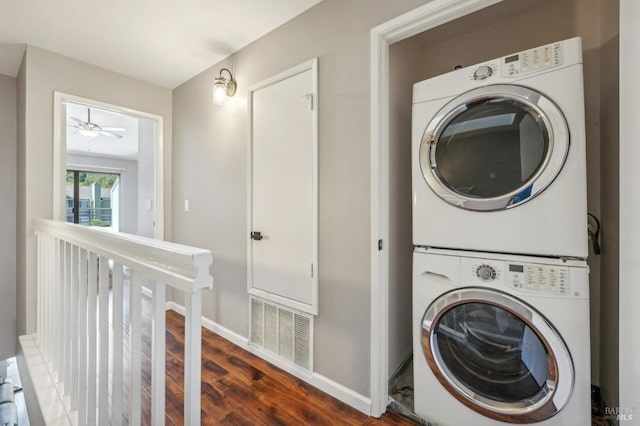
70,116,86,124
99,130,123,139
101,127,126,132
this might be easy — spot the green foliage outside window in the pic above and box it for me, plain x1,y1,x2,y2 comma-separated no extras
66,172,117,188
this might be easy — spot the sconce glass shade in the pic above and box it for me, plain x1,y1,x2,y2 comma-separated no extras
213,79,228,105
212,68,237,105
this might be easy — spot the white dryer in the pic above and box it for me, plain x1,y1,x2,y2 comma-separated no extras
412,248,590,425
412,37,587,258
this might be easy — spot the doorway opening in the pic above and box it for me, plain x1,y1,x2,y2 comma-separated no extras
53,93,164,239
370,0,507,417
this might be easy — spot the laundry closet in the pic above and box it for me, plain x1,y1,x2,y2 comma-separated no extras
385,0,619,417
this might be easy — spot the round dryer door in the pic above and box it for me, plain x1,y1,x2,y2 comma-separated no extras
419,84,569,211
421,288,574,423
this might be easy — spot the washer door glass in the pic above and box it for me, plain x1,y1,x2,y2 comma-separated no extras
419,85,569,211
421,288,574,422
434,302,548,402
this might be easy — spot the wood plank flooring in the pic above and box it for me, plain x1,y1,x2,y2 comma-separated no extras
155,310,414,425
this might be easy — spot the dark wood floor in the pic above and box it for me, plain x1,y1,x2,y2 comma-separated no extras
150,310,414,425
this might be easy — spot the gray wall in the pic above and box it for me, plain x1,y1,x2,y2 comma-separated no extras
393,0,610,386
17,46,172,335
66,153,139,234
0,74,17,360
598,1,620,409
172,0,431,396
387,37,423,377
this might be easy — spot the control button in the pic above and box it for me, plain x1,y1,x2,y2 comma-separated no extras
476,264,496,281
473,65,493,80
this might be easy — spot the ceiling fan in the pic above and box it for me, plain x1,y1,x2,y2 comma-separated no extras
69,108,126,138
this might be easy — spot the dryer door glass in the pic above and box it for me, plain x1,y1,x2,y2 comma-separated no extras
435,99,548,199
419,85,570,211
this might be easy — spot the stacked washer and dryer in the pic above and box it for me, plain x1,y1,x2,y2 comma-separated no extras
411,38,590,425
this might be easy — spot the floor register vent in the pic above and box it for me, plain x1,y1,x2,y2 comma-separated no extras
250,297,313,371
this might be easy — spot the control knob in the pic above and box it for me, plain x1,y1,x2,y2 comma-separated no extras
476,264,497,281
473,65,493,80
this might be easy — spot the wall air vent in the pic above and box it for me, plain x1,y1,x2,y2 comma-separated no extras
250,297,313,371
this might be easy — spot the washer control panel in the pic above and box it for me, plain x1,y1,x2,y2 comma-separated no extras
461,257,571,296
506,263,570,295
502,41,564,77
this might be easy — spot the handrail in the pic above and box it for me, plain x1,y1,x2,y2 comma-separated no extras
34,219,213,293
28,218,213,425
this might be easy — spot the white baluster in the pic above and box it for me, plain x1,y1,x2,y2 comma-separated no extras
151,282,166,426
97,256,109,426
112,262,124,426
87,252,98,426
184,290,202,426
44,234,51,358
63,242,72,393
56,239,65,381
78,248,88,424
36,233,42,348
45,235,53,365
70,245,79,411
128,270,142,426
87,252,98,425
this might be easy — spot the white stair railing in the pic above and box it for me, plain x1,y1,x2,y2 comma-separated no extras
32,219,213,425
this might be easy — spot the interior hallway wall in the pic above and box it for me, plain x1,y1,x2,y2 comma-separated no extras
172,0,432,397
16,46,172,335
395,0,605,385
0,74,17,360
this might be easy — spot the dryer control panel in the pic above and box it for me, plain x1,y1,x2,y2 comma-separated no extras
501,41,564,77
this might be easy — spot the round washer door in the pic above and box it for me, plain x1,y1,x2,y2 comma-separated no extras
421,288,574,423
419,84,569,211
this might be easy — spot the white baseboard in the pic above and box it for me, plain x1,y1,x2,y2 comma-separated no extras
165,303,372,415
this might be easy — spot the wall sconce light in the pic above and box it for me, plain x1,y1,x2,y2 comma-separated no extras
212,68,237,105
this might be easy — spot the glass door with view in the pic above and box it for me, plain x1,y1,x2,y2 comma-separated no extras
66,170,120,229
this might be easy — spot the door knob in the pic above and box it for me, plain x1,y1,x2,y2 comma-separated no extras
251,231,263,241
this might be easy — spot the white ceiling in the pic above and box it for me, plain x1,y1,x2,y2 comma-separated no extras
0,0,322,88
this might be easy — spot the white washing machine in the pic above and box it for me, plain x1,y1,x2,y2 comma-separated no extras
412,37,587,258
412,248,590,425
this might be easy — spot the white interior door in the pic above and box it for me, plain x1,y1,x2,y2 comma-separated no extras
249,59,318,314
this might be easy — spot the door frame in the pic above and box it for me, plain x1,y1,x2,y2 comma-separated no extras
246,58,319,315
619,0,638,414
368,0,503,416
53,92,165,239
